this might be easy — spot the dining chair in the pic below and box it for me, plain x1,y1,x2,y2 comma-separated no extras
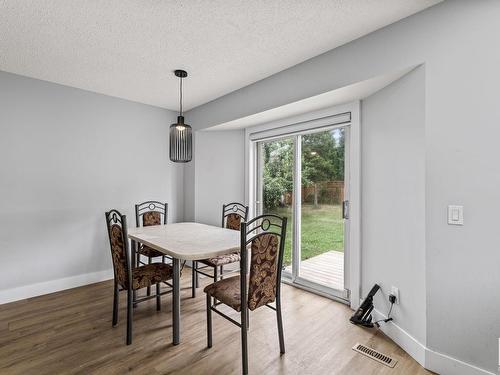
135,201,170,297
204,214,287,375
105,209,173,345
191,202,249,298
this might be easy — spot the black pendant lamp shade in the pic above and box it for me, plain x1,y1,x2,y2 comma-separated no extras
169,69,192,163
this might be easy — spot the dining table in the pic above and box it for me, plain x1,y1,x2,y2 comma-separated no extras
127,222,240,345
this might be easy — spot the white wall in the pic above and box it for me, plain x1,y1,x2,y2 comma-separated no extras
361,66,426,344
184,160,196,222
0,71,184,300
185,1,500,373
193,130,245,225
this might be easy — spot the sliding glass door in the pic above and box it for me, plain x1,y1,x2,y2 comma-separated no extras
256,136,294,267
299,128,347,292
254,126,350,301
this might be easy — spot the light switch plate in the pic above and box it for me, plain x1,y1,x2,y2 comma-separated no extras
448,205,464,225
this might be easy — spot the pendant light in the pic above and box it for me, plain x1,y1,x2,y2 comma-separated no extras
169,69,192,163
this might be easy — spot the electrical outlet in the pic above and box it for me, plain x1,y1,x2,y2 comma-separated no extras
391,286,400,305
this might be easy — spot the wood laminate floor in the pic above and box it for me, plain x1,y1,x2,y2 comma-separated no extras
0,272,433,374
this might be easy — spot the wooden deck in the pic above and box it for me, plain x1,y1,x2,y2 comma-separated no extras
285,250,344,290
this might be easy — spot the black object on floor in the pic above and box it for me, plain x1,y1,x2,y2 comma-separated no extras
350,284,380,328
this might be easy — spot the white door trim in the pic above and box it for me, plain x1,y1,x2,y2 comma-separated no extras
245,101,361,309
348,101,361,309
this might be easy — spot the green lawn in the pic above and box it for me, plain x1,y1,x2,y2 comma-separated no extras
267,204,344,266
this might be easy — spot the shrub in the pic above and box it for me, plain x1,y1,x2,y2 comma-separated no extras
263,176,287,209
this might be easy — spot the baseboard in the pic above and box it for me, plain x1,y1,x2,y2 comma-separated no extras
425,349,495,375
372,308,427,367
0,269,114,305
372,308,495,375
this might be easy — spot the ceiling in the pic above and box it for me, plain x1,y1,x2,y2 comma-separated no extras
0,1,441,111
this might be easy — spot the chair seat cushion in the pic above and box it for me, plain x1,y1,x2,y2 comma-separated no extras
200,252,240,267
138,245,165,258
132,263,173,290
204,276,241,312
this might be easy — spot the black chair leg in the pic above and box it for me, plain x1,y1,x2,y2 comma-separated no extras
126,289,133,345
276,297,285,354
156,283,161,311
132,260,137,308
246,307,250,330
195,261,199,288
112,281,119,326
206,293,212,348
241,307,248,375
146,257,152,297
213,266,218,305
191,261,197,298
220,265,224,280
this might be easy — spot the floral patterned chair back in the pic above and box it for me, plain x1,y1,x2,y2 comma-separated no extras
222,202,249,231
247,232,281,310
105,210,131,289
135,201,168,227
241,215,287,311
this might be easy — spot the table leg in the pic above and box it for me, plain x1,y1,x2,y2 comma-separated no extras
131,239,137,306
173,257,181,345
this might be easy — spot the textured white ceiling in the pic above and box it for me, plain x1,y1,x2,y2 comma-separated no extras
0,0,441,111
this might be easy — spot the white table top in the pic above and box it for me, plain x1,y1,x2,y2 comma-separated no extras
127,222,240,260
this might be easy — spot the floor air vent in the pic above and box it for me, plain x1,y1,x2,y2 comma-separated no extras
352,343,397,368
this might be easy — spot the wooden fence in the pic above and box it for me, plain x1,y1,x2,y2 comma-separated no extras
284,181,344,205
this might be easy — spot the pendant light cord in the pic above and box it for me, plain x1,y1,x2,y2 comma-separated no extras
179,76,183,116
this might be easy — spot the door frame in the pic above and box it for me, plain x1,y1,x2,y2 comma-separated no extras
245,101,361,309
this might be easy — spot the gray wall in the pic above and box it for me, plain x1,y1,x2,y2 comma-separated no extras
0,71,183,291
361,67,426,344
185,1,500,372
193,130,245,225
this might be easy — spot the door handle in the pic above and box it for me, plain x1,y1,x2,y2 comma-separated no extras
342,200,349,219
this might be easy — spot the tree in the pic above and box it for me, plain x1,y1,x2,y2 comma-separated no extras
301,129,344,206
262,139,293,209
262,129,344,209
